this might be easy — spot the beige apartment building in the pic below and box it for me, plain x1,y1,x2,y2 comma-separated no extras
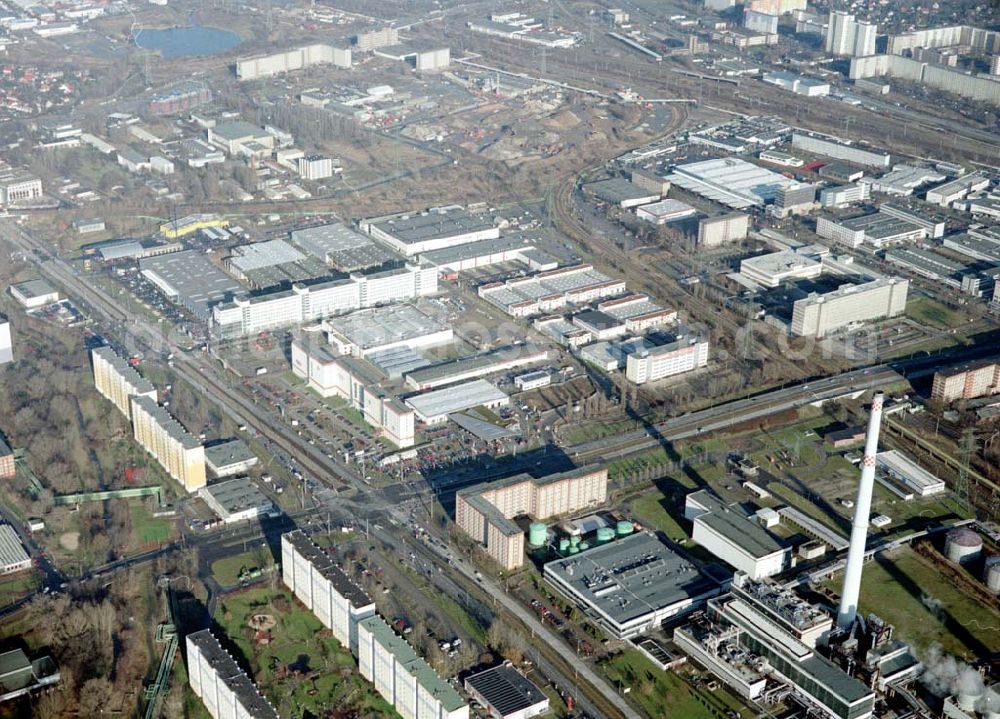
931,362,1000,403
456,466,607,570
129,395,206,492
91,346,157,418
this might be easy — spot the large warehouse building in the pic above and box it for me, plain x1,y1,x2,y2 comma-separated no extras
667,158,799,209
790,278,909,338
324,304,452,358
360,206,499,256
455,466,607,570
404,345,549,391
740,250,823,288
791,132,891,168
291,222,399,272
479,265,626,317
543,531,723,639
405,379,509,425
141,251,242,321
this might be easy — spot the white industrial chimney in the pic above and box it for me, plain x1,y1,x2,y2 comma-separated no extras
837,392,885,630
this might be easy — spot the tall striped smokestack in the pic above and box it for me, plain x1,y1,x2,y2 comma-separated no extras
837,392,885,630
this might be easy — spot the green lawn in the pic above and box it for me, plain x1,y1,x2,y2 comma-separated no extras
215,588,399,718
0,571,40,604
563,418,641,444
630,491,690,542
601,649,746,719
906,296,966,330
130,503,172,544
822,545,1000,658
211,549,275,587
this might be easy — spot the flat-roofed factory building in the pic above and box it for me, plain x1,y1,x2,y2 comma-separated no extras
544,531,724,639
199,477,274,524
464,663,549,719
405,379,509,425
360,206,499,256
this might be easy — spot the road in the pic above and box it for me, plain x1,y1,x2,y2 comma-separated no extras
1,220,637,719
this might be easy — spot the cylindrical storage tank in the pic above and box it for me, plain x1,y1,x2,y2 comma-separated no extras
568,545,579,555
579,542,590,552
528,523,547,548
570,534,581,546
596,527,615,544
558,538,570,554
945,528,983,564
984,556,1000,593
616,520,634,537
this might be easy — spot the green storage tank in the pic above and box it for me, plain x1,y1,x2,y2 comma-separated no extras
596,527,615,544
558,538,570,553
568,545,579,555
528,523,547,547
578,542,590,552
616,520,634,537
570,534,581,546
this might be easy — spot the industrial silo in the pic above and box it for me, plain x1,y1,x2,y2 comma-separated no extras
528,523,547,548
984,556,1000,594
616,520,634,537
944,528,983,565
596,527,615,544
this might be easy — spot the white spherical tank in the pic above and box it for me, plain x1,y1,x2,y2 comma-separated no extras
984,556,1000,594
945,528,983,565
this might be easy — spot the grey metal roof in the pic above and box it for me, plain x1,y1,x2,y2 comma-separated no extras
465,664,547,716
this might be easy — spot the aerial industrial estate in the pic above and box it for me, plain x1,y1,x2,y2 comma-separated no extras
0,0,999,718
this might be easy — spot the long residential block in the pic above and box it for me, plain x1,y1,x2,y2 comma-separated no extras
129,395,206,492
356,614,469,719
281,531,376,653
186,629,279,719
91,346,157,419
456,466,607,570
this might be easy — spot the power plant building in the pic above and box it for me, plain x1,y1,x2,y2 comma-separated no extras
543,531,723,639
790,278,909,338
456,466,608,570
186,629,279,719
673,575,874,719
685,490,792,580
129,395,206,493
91,346,158,419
